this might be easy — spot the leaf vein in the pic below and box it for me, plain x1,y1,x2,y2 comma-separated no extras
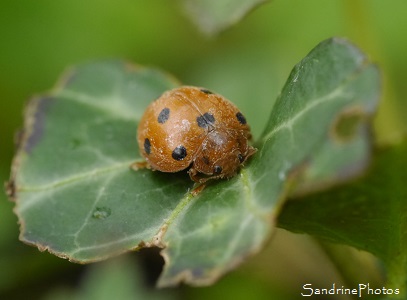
261,85,347,143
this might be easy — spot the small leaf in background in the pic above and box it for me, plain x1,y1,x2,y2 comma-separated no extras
181,0,269,36
9,38,380,287
278,138,407,299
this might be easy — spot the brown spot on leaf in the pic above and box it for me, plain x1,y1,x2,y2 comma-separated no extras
4,180,16,200
330,106,365,144
6,97,53,202
24,97,53,153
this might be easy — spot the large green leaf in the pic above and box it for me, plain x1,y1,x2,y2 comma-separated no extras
9,38,380,286
10,62,183,261
278,138,407,298
158,38,380,286
180,0,269,36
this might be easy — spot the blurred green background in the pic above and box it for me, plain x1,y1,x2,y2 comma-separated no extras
1,0,406,299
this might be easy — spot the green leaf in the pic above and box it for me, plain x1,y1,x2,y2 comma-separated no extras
11,61,184,261
157,38,380,286
9,38,380,287
292,95,377,196
180,0,269,36
278,138,407,298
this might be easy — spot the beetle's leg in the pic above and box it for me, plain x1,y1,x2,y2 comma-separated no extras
130,160,150,171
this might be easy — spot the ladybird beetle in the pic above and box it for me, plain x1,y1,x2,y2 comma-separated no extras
137,86,256,183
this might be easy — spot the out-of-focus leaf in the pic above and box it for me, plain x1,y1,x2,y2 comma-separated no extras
278,138,407,298
181,0,269,36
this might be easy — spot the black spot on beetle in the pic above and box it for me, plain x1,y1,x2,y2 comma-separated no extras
214,165,222,174
157,107,170,124
200,89,213,95
238,154,244,163
236,112,247,125
172,145,187,161
144,138,151,155
197,112,215,128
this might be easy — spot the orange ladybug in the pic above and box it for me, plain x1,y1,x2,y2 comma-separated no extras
137,86,256,183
